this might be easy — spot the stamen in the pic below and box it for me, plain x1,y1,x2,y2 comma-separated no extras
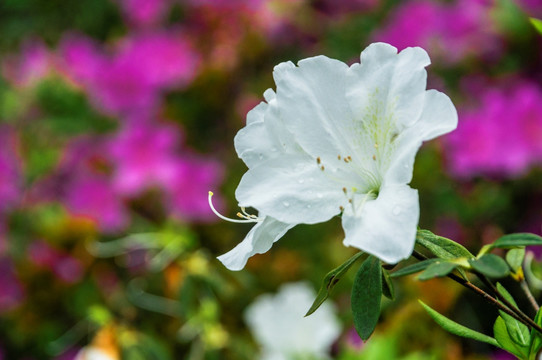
320,165,325,171
337,155,341,160
372,155,376,161
316,157,321,164
208,191,261,223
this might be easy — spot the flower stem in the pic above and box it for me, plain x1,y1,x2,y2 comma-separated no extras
412,250,542,334
520,278,540,313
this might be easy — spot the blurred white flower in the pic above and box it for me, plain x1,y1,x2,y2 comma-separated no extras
245,282,341,360
210,42,457,270
74,347,117,360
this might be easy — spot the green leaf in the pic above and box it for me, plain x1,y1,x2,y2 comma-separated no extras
352,256,382,340
469,254,511,278
496,283,531,347
382,269,395,300
493,233,542,249
416,229,474,260
531,17,542,35
419,300,500,347
528,307,542,359
494,316,527,358
306,251,365,316
506,248,526,273
418,262,458,281
390,259,438,278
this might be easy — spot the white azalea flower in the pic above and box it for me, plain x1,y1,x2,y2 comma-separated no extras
210,42,457,270
74,347,117,360
245,282,341,360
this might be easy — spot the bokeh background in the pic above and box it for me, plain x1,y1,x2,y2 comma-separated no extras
0,0,541,359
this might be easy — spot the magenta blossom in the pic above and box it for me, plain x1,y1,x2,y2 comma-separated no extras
0,259,24,312
60,31,200,116
109,119,224,222
2,39,52,87
118,0,171,28
446,80,542,178
374,0,500,64
30,138,130,233
165,156,224,222
28,240,84,284
0,126,22,215
109,121,182,197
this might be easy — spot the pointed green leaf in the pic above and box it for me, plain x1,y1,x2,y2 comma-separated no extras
416,229,474,260
506,248,526,273
382,269,395,300
352,255,382,340
494,316,527,358
390,259,439,278
306,251,365,316
493,233,542,249
496,283,531,347
528,307,542,359
469,254,510,278
531,17,542,35
418,262,458,281
419,300,500,347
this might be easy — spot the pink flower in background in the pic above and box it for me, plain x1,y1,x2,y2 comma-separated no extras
109,119,225,222
165,157,224,222
31,138,130,233
374,0,500,64
119,0,171,28
0,126,22,215
60,31,200,116
110,121,181,196
28,241,84,284
1,39,52,87
0,259,24,312
446,81,542,178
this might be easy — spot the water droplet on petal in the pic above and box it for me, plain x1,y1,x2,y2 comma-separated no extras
282,201,290,208
298,179,305,184
307,204,312,209
317,193,323,199
392,206,401,215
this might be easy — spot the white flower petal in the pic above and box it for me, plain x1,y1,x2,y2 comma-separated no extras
235,103,277,168
347,44,430,131
384,89,458,185
244,282,341,358
236,155,345,224
415,89,458,141
218,216,294,271
273,56,356,167
342,183,419,264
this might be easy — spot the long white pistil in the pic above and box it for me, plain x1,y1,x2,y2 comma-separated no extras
208,191,262,223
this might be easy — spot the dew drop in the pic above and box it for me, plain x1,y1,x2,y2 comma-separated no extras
282,201,290,208
392,206,401,215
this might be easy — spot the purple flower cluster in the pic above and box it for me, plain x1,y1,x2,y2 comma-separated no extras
446,80,542,178
373,0,501,64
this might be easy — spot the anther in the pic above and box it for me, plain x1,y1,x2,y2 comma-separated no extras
316,157,321,164
337,155,341,160
347,156,352,161
339,206,344,211
342,187,347,194
372,155,376,161
374,143,378,149
320,165,325,171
